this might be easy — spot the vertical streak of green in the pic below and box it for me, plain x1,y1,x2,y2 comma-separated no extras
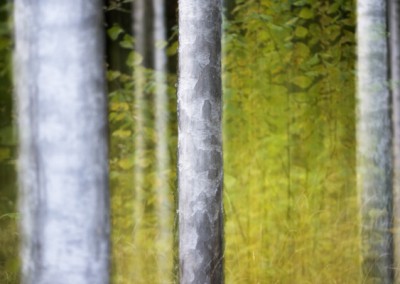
223,0,358,282
0,2,19,283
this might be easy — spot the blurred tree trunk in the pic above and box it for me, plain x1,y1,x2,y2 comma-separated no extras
14,1,110,283
357,0,393,282
153,0,173,282
390,0,400,281
178,1,224,283
132,0,154,282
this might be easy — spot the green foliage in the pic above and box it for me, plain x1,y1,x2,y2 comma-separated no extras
0,2,19,283
106,18,178,283
223,0,358,282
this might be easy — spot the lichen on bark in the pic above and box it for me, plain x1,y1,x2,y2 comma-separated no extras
178,0,224,283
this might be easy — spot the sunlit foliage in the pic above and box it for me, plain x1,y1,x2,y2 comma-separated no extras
106,18,178,282
223,0,358,282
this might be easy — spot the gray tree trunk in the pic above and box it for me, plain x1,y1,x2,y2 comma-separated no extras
357,0,393,282
178,1,224,283
14,1,110,283
389,0,400,282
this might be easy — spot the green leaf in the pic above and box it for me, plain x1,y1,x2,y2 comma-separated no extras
292,76,313,88
112,129,132,138
107,24,123,40
299,8,314,19
155,40,168,49
285,17,299,27
167,41,178,56
295,26,308,38
127,51,143,67
118,158,134,170
107,70,121,81
327,3,340,14
119,34,134,49
268,23,284,32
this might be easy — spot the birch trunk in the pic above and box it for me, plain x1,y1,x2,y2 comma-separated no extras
389,0,400,281
153,0,173,281
178,1,224,283
132,0,154,282
14,1,110,283
357,1,393,282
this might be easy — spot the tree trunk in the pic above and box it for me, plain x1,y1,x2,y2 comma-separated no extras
357,0,393,282
389,0,400,281
132,0,154,282
14,1,110,283
153,0,173,281
178,1,224,283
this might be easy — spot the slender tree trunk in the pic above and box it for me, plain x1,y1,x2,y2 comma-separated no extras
178,1,224,283
132,0,154,282
357,1,393,282
153,0,173,281
389,0,400,281
14,1,110,283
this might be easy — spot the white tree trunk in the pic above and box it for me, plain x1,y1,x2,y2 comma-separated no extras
178,1,224,283
153,0,173,281
389,0,400,281
357,0,393,282
132,1,153,282
14,1,110,283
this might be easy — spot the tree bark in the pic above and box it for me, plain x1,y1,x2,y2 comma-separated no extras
357,0,393,283
14,1,110,283
389,0,400,282
178,1,224,283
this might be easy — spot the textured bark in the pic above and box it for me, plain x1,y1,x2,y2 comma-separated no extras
178,1,224,283
14,1,110,283
357,1,393,283
389,0,400,281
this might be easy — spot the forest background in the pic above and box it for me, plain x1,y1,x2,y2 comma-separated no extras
0,0,358,283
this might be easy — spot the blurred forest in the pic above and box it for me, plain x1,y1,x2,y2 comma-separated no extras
0,1,19,283
0,0,359,283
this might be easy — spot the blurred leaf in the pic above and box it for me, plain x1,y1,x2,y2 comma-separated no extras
0,147,10,161
112,129,132,138
292,76,313,88
120,34,134,49
107,24,123,40
295,26,308,38
299,8,314,19
167,41,178,56
118,158,134,170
